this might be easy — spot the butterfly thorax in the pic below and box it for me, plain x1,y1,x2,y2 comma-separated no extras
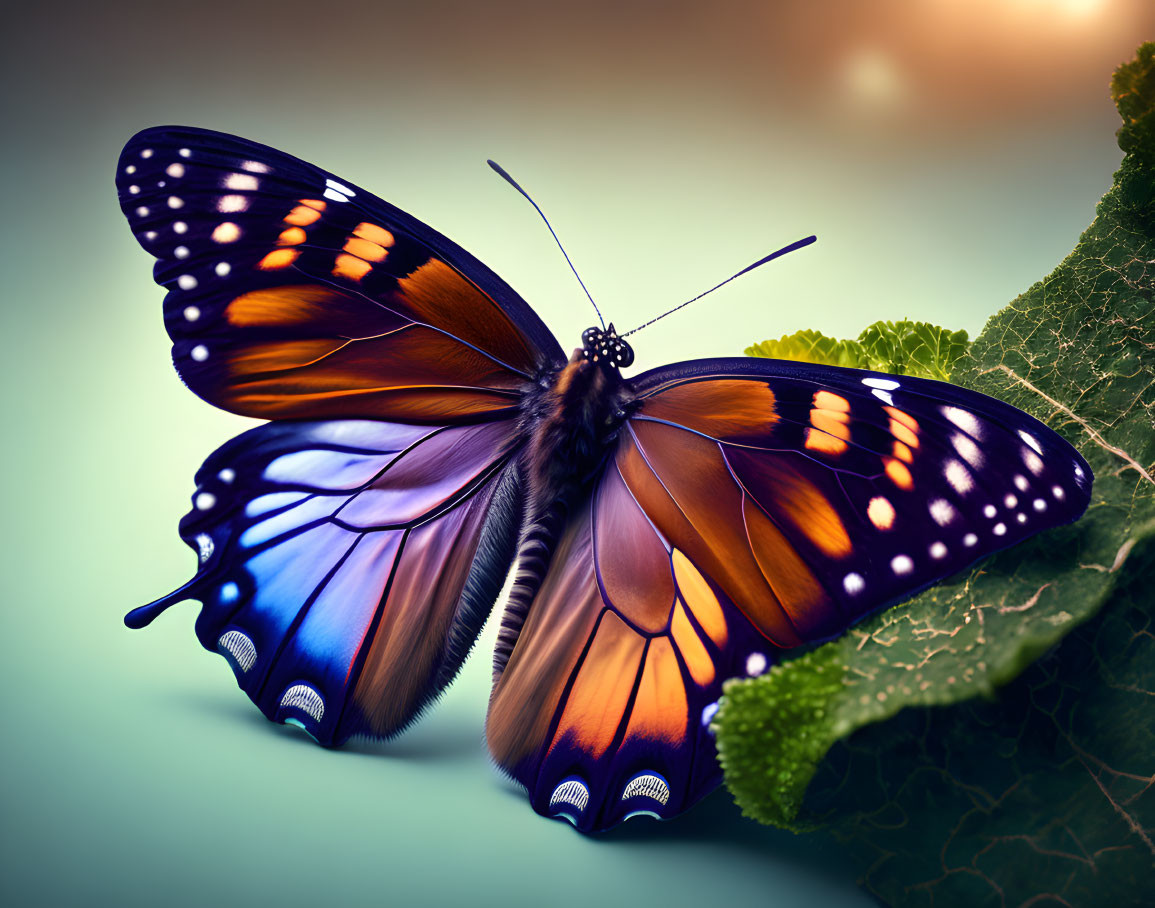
521,348,635,514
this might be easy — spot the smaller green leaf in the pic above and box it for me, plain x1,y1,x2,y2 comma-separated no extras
746,322,969,381
745,329,870,369
1111,41,1155,159
856,319,970,381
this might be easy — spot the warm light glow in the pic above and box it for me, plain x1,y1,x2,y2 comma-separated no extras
843,47,908,108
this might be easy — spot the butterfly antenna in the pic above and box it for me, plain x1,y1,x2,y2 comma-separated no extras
488,159,605,329
620,235,817,338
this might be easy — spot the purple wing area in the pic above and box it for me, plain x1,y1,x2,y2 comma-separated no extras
127,417,524,745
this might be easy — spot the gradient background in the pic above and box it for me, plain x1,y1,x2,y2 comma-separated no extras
2,2,1151,905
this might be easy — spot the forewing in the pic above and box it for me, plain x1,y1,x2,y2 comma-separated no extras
487,357,1091,831
116,127,564,423
127,417,523,744
629,357,1092,643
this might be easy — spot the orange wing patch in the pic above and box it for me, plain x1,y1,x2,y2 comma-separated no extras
353,222,395,247
641,379,777,441
621,637,689,745
670,602,715,687
343,237,388,263
277,227,306,246
742,495,830,630
283,204,322,226
805,390,852,456
883,406,920,482
672,549,726,647
257,248,299,270
548,611,646,759
885,457,914,490
332,253,373,281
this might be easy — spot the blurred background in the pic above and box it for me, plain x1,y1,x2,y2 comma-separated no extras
2,2,1151,905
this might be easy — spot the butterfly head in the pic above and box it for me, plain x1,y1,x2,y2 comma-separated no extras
581,324,634,369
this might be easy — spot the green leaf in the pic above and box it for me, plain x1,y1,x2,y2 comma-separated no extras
746,329,870,369
718,41,1155,904
747,322,969,381
857,319,970,381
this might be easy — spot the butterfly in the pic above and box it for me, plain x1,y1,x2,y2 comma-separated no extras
117,126,1092,833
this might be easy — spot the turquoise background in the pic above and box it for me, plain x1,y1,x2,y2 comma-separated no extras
2,2,1150,905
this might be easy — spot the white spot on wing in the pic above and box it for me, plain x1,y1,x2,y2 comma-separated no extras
746,653,768,676
218,630,256,672
993,522,1007,536
1023,448,1044,475
223,173,259,191
279,684,324,722
862,377,900,390
549,779,589,813
701,702,719,728
1033,498,1047,512
964,532,978,547
173,221,188,234
1019,430,1043,454
872,389,895,405
891,554,914,575
983,504,997,518
952,433,983,467
215,262,231,277
621,773,671,806
218,468,236,483
325,177,356,196
942,406,982,438
323,187,351,202
178,274,198,290
135,206,149,217
167,196,184,209
140,148,153,158
1053,485,1066,500
166,163,185,178
183,306,200,322
174,246,189,259
944,459,973,495
195,533,214,563
191,344,209,361
929,541,947,559
195,491,216,510
843,572,865,595
1014,475,1029,491
218,195,248,213
929,499,955,527
1004,494,1018,508
179,148,191,158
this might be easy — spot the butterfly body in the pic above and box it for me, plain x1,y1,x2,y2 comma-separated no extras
118,126,1092,833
